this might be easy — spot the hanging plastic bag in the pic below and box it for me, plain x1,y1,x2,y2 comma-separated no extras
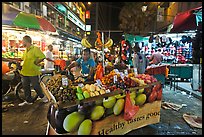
94,63,104,81
124,90,140,121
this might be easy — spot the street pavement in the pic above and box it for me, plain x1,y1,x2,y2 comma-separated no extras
2,84,202,135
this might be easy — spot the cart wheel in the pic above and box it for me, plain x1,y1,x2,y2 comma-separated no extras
15,82,38,102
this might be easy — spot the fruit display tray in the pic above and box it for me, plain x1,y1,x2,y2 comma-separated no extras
41,81,161,109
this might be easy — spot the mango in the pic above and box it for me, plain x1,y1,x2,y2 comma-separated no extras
77,86,83,94
130,97,135,105
113,99,125,116
114,94,126,99
63,111,85,132
78,119,92,135
130,91,136,99
103,96,116,108
83,91,90,99
135,94,146,106
138,88,144,93
90,106,105,121
76,93,84,100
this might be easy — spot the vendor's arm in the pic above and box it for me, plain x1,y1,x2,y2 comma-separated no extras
46,57,55,62
67,61,78,70
46,52,55,63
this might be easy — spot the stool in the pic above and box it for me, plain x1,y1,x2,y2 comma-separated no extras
168,74,178,91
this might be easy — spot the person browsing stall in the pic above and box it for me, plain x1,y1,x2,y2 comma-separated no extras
149,48,163,65
67,48,96,81
132,45,149,74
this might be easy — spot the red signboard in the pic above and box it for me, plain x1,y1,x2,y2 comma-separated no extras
86,10,90,19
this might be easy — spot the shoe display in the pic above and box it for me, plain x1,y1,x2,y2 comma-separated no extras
18,101,33,107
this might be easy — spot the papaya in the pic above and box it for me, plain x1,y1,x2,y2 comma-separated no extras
63,111,85,132
76,93,84,100
90,106,105,121
78,119,92,135
113,99,125,116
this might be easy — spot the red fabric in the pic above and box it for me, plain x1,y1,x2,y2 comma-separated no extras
36,16,56,32
54,59,66,70
145,65,168,76
170,6,202,33
2,62,10,75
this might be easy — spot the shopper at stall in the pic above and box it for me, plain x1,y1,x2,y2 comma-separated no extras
132,45,149,74
44,44,55,70
18,35,48,106
67,48,96,82
149,48,163,65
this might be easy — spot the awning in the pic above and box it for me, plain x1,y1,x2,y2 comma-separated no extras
170,6,202,33
2,3,20,25
13,12,57,33
124,34,149,43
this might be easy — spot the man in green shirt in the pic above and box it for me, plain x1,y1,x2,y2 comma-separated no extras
18,35,48,106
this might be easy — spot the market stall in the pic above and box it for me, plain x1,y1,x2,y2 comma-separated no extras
41,69,162,135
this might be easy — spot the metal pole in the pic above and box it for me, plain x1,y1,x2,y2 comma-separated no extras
102,32,105,74
96,3,99,31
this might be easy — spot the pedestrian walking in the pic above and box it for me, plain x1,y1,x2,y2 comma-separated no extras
18,35,48,106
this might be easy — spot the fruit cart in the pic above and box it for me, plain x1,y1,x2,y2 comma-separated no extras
42,72,162,135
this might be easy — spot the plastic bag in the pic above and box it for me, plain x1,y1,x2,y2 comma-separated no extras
94,63,104,81
124,90,140,121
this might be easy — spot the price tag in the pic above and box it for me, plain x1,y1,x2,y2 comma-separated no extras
120,72,125,81
96,79,102,88
113,75,117,83
106,89,111,93
62,77,68,87
124,70,128,76
78,83,84,88
133,68,138,76
114,69,120,74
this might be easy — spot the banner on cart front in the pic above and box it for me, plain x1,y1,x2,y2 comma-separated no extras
92,100,161,135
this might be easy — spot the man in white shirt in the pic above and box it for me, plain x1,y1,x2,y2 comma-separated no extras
44,45,55,70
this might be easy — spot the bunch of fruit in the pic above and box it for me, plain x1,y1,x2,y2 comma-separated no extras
56,82,163,135
124,76,139,88
62,94,126,135
81,38,92,48
101,70,117,85
46,75,76,103
52,87,77,103
46,75,73,92
135,74,157,84
75,84,106,100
